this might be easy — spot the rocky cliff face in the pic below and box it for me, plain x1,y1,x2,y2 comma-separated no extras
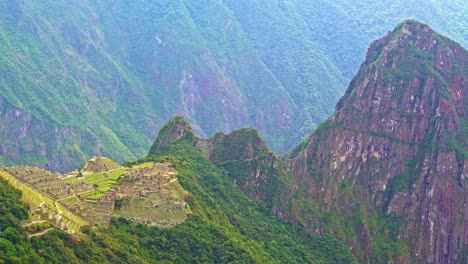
144,20,467,262
287,20,467,263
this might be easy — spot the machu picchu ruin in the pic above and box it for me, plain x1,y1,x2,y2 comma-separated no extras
0,158,192,234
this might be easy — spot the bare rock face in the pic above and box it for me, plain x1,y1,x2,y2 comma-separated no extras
287,20,467,263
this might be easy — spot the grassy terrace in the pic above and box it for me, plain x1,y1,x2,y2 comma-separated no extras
59,195,79,204
0,170,91,233
0,170,55,209
131,162,154,169
0,160,192,231
65,168,128,199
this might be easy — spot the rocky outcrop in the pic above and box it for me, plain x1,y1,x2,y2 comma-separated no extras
287,20,467,263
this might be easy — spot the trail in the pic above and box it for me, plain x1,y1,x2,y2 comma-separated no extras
27,228,54,238
21,220,48,227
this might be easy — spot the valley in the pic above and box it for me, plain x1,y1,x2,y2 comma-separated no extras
0,0,466,172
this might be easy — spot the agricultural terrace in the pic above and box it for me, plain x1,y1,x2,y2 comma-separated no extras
0,158,192,232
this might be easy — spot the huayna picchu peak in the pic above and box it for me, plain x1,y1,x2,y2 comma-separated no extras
0,18,466,263
148,115,197,155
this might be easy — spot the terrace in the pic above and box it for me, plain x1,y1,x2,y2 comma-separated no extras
1,159,192,232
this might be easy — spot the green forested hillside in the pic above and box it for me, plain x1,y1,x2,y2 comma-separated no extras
149,115,416,263
0,0,466,172
0,134,356,263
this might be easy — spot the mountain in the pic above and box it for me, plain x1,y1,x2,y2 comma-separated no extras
0,18,466,262
177,20,467,263
284,20,467,262
0,119,356,263
0,0,466,172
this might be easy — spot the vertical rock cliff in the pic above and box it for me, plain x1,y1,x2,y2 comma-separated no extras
287,20,467,263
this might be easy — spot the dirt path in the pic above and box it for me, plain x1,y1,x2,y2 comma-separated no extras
21,220,48,227
27,228,54,238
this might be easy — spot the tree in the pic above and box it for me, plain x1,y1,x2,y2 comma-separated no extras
93,184,99,197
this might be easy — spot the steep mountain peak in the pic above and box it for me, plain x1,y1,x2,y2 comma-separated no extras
148,116,196,155
370,19,439,57
366,19,465,76
287,21,467,262
395,19,432,35
168,115,193,129
335,19,466,136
